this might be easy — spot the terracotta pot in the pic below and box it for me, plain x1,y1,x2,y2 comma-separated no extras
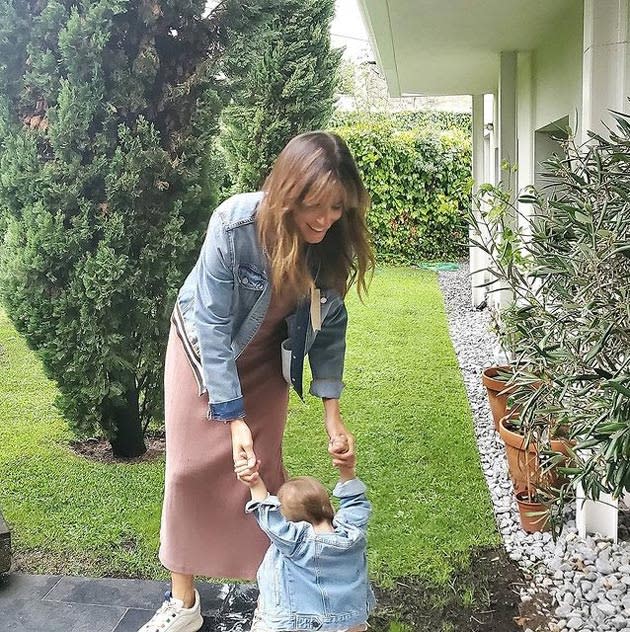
498,417,572,491
515,489,549,533
482,366,517,431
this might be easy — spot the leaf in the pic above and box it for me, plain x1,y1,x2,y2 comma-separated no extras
607,381,630,398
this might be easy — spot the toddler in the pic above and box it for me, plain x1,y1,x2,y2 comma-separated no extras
235,437,375,631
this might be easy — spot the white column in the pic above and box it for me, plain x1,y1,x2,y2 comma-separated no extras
470,94,487,308
577,1,630,540
492,52,518,310
576,484,619,542
498,52,518,193
516,52,534,226
485,93,496,186
581,0,630,140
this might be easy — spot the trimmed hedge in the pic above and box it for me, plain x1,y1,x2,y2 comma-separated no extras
332,109,471,134
332,116,472,263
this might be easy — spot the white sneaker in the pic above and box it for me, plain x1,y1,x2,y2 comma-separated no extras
138,589,203,632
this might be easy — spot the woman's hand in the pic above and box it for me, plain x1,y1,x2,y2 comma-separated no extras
234,458,268,501
230,419,256,472
327,426,355,467
234,458,261,486
325,417,355,469
323,399,355,467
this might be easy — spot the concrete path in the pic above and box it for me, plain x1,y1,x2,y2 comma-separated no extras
0,573,258,632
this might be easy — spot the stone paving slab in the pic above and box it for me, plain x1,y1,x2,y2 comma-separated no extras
0,573,61,600
2,597,127,632
111,608,155,632
0,573,257,632
43,576,225,614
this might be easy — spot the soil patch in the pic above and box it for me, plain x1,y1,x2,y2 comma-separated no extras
69,432,165,463
369,545,531,631
516,589,554,632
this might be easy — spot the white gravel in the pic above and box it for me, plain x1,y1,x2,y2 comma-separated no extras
438,264,630,632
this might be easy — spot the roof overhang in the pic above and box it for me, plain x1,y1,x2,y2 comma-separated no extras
358,0,578,96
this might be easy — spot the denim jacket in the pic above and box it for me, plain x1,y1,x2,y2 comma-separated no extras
245,478,376,631
174,192,348,421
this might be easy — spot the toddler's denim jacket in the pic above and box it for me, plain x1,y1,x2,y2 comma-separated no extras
246,478,376,631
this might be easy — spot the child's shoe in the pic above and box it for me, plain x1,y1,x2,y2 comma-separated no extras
137,589,203,632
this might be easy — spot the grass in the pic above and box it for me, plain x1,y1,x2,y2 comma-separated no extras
386,624,414,632
0,267,498,585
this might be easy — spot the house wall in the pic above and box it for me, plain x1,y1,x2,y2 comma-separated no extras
481,4,583,308
532,2,584,132
469,2,585,307
514,2,583,209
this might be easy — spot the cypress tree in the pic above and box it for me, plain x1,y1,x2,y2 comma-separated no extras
0,0,247,457
221,0,342,191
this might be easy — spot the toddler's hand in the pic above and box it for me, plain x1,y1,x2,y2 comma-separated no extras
235,458,261,487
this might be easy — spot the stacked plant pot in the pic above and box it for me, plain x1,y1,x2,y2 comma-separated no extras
484,367,572,533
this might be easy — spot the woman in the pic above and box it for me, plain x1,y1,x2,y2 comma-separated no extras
139,131,374,632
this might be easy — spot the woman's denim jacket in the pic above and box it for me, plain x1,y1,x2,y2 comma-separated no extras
175,192,348,421
246,478,376,631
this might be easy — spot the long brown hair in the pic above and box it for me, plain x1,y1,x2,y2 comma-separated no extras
257,131,374,299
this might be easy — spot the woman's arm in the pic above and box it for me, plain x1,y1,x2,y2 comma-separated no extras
230,419,256,469
307,295,354,465
307,295,347,400
194,207,245,421
193,203,255,465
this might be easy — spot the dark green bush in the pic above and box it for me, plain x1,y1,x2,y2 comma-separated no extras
333,117,472,262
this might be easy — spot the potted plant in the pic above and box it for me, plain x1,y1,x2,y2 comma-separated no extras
469,182,537,430
515,487,550,533
498,414,572,492
468,110,630,534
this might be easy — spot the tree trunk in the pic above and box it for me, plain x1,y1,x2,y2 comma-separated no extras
107,384,147,459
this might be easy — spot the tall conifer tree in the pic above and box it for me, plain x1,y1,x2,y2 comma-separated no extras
0,0,247,456
221,0,342,191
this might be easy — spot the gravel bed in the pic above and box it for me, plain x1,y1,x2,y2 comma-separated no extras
438,265,630,632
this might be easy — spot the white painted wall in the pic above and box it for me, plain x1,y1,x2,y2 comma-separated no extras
512,3,582,224
581,0,630,139
532,2,584,133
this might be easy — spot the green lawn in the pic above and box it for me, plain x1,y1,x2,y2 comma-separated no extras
0,267,498,585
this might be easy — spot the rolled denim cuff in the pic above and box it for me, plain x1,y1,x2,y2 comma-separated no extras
333,478,367,498
245,494,279,513
309,378,344,399
208,396,245,422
